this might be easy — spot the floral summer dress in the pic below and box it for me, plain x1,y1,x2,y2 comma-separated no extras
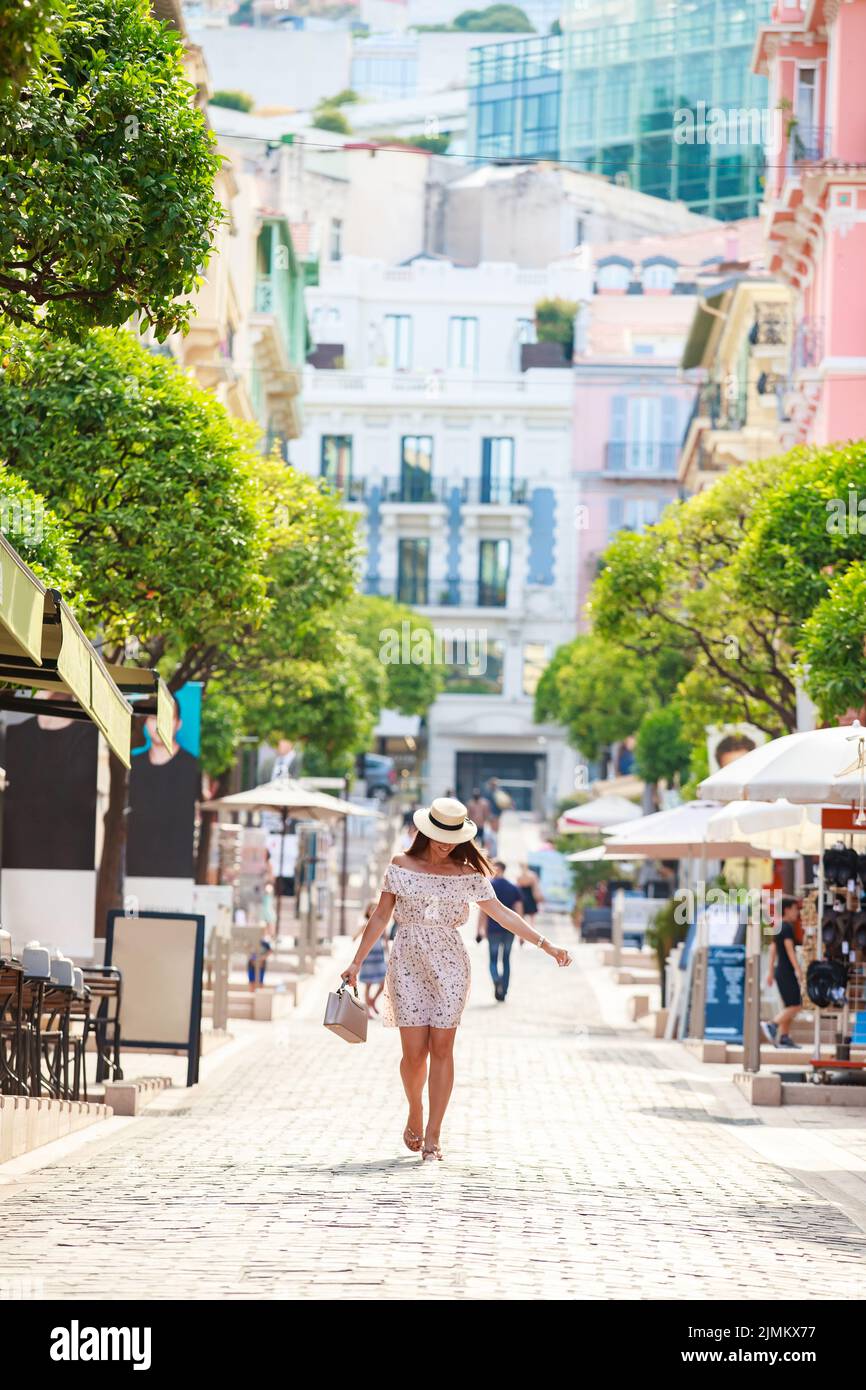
379,863,496,1029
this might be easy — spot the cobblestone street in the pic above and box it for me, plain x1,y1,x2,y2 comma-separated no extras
4,911,866,1301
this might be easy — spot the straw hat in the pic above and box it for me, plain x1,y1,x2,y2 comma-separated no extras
413,796,477,845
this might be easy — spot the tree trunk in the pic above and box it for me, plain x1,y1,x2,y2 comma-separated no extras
195,771,229,884
94,750,130,938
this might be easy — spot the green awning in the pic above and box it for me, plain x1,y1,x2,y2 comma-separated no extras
107,666,174,756
0,533,134,766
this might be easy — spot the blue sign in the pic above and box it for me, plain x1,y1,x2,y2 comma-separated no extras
704,944,746,1042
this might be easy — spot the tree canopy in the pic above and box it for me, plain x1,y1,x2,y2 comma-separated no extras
0,0,223,337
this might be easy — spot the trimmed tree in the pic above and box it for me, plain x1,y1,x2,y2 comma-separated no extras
0,0,222,337
0,325,267,929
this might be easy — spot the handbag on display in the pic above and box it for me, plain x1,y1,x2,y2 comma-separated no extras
323,979,368,1044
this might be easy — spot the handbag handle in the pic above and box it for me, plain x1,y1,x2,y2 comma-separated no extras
338,978,360,999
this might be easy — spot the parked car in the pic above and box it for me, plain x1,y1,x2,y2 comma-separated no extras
363,753,397,801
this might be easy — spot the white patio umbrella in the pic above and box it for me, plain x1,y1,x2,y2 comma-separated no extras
602,801,761,859
706,799,837,855
558,795,643,832
201,777,375,821
565,844,645,862
698,722,866,813
201,777,378,924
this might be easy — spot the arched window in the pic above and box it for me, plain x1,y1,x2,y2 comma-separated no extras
643,261,676,291
597,260,631,291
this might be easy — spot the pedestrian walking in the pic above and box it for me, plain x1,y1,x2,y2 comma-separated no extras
762,896,805,1049
353,900,389,1019
247,928,274,992
480,860,523,1001
466,788,489,847
341,797,572,1162
517,864,544,923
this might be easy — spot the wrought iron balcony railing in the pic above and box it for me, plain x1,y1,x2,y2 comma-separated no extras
603,442,679,475
363,578,510,609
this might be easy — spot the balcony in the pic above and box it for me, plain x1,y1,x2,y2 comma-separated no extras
462,478,529,505
380,477,451,504
749,306,788,347
520,341,570,371
693,381,748,431
788,124,831,166
363,578,510,609
603,442,679,476
792,317,824,371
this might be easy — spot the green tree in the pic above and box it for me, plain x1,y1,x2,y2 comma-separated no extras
0,0,222,338
312,107,351,135
210,89,255,112
535,297,578,360
534,635,648,761
0,0,65,98
800,562,866,721
634,706,692,785
734,440,866,627
591,457,798,737
347,594,444,716
0,461,79,591
453,5,534,31
0,325,268,926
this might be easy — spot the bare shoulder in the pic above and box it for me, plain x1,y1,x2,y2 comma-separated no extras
391,854,412,868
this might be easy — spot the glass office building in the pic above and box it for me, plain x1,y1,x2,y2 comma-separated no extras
468,0,770,219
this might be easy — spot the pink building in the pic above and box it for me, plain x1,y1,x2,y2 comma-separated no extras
754,0,866,444
573,221,765,625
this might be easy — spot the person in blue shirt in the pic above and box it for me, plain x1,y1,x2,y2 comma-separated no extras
481,860,523,1001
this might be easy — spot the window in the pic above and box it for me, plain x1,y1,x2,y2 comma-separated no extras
329,218,343,262
795,66,816,130
311,305,341,340
607,497,667,538
478,538,510,607
642,262,675,291
522,643,548,697
626,396,662,470
385,314,412,370
444,640,505,696
320,435,352,490
400,435,433,501
481,437,515,503
448,316,478,370
397,538,429,606
575,217,585,247
596,261,631,291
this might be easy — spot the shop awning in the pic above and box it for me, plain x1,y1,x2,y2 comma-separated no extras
106,665,175,759
0,533,169,767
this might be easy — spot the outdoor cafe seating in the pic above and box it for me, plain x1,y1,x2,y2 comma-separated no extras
0,940,123,1102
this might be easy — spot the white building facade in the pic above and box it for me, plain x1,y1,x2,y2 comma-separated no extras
290,254,588,812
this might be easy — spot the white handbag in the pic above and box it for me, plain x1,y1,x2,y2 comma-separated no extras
323,980,368,1044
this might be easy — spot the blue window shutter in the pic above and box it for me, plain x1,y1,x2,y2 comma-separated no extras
610,394,627,440
608,497,625,536
661,395,678,440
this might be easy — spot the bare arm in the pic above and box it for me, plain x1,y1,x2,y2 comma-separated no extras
766,939,777,985
341,891,394,985
478,895,570,965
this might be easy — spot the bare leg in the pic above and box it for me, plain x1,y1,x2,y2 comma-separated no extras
369,982,385,1013
774,1004,800,1036
425,1026,457,1146
399,1026,429,1143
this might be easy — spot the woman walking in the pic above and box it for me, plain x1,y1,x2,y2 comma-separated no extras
341,797,572,1162
517,863,544,923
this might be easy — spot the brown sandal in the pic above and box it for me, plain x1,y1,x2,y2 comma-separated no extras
403,1126,423,1152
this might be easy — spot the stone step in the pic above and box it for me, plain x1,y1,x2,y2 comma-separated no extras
102,1076,172,1117
0,1095,112,1163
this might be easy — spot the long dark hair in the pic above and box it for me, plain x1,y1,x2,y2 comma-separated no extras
406,830,494,877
